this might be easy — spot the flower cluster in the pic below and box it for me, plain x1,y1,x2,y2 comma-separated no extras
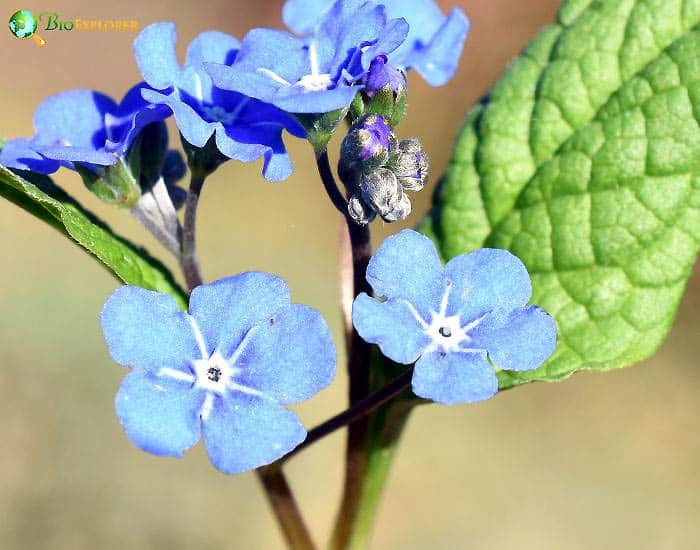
0,2,558,477
342,114,429,224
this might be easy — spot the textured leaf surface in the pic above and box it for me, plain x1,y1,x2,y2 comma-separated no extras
0,165,187,307
423,0,700,388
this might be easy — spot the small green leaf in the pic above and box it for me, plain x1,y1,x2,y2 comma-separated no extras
424,0,700,388
0,165,187,307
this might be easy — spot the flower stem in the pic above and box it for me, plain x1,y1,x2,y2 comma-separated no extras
282,367,414,463
315,150,348,216
257,466,317,550
315,154,377,550
181,173,205,291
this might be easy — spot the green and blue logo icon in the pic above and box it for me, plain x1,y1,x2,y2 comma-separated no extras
8,9,46,46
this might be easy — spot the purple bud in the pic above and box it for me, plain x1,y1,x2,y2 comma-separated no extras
364,55,407,98
341,114,395,173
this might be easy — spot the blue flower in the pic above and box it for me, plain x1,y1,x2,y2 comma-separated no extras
282,0,470,86
101,273,336,473
205,0,409,115
0,85,169,174
352,230,557,405
133,23,305,181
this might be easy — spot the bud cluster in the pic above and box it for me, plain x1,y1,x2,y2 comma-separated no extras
341,114,429,225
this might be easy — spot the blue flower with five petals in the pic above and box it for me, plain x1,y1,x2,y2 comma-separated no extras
0,85,169,174
282,0,470,86
133,23,305,181
205,0,409,115
352,230,557,405
101,273,336,473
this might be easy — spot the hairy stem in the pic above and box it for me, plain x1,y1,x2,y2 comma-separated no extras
257,466,317,550
282,367,414,464
181,174,205,291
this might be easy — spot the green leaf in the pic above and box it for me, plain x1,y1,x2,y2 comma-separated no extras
423,0,700,389
0,165,187,307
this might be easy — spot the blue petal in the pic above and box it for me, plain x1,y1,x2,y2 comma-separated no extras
407,7,470,86
271,85,360,114
116,371,204,457
471,306,557,372
33,90,115,149
108,84,171,154
133,22,180,90
444,248,532,324
412,350,498,405
237,304,335,403
141,88,216,148
0,138,60,173
209,29,309,94
185,31,240,68
202,393,306,474
352,293,431,365
366,229,445,319
361,17,410,68
188,273,291,359
101,286,199,373
283,0,333,35
35,145,118,166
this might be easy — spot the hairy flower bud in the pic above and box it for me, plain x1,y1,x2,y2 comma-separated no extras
383,194,413,223
362,55,408,127
341,114,395,174
390,138,429,191
348,194,377,226
359,168,403,220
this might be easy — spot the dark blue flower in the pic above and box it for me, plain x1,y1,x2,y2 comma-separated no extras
0,86,169,173
283,0,470,86
353,230,557,405
101,273,336,474
133,23,305,181
205,0,409,115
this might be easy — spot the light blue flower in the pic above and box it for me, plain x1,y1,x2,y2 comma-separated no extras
133,23,305,181
352,230,557,405
282,0,470,86
0,85,169,173
101,273,336,473
205,0,409,115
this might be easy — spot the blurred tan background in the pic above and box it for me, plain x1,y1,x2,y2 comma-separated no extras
1,0,699,548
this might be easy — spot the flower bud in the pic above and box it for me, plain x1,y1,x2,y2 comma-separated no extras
347,194,377,225
383,194,412,223
389,138,429,191
341,114,395,174
359,168,403,219
362,55,408,127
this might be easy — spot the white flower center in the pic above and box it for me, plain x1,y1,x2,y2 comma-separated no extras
157,318,264,421
401,282,487,356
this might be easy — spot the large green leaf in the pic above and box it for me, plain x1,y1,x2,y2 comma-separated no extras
0,165,187,307
423,0,700,389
